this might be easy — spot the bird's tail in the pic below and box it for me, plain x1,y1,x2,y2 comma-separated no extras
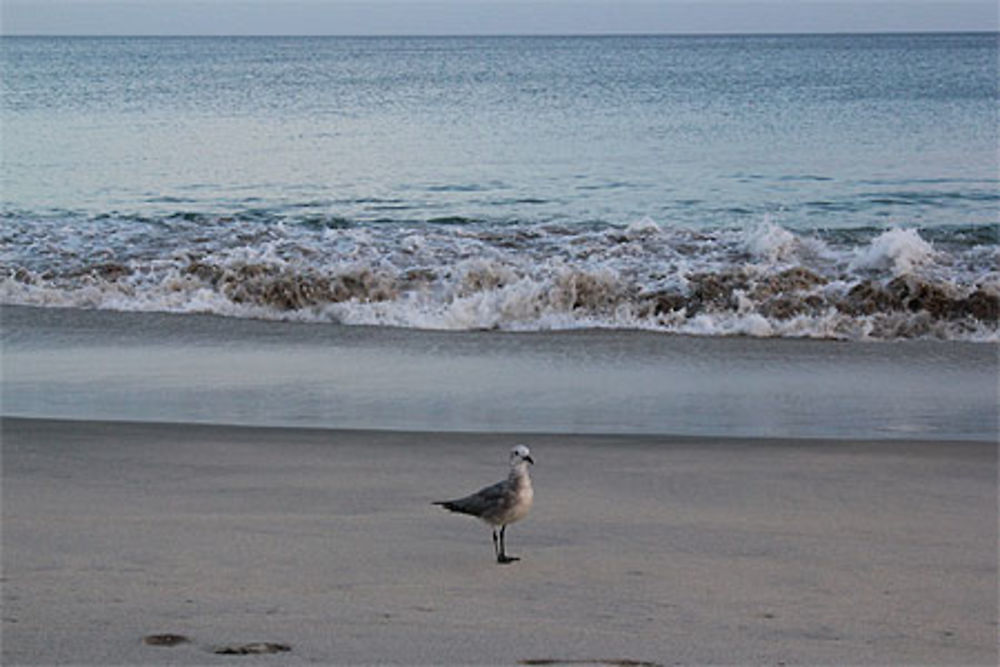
432,500,464,513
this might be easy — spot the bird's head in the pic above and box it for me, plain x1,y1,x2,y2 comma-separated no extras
510,444,534,466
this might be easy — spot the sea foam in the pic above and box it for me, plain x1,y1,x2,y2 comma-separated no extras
2,215,997,341
849,227,936,276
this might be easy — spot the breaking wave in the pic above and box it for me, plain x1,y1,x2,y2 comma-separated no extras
2,210,997,341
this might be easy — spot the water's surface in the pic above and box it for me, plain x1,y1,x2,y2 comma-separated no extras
2,34,998,339
3,306,995,439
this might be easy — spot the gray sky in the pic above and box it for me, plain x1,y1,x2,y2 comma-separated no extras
2,0,997,36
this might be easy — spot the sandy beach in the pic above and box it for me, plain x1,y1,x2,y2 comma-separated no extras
2,417,996,665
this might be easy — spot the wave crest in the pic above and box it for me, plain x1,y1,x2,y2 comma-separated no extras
2,216,997,341
849,227,937,275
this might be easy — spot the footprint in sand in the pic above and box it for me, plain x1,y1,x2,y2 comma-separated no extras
143,634,290,656
142,634,190,647
213,642,292,655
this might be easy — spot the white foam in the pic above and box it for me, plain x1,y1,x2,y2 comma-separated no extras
2,214,996,341
744,218,800,264
623,216,662,240
849,227,936,276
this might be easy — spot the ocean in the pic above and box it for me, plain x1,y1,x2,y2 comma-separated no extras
2,33,997,341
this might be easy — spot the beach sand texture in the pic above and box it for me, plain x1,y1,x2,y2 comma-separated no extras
2,417,996,665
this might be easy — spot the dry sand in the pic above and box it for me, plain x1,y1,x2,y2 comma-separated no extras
2,417,996,665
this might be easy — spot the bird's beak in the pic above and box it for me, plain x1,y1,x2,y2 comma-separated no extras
525,455,534,465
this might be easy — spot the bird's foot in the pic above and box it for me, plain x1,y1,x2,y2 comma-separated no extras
496,554,520,564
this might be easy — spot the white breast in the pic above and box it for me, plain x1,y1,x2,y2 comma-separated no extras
505,478,533,524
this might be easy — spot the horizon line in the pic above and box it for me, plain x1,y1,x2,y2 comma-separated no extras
3,28,997,38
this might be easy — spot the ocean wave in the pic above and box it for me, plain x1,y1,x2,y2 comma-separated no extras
848,227,936,276
2,213,997,341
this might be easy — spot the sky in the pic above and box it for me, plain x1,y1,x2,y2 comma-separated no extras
2,0,997,36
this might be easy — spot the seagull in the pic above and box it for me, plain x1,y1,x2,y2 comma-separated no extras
433,445,535,564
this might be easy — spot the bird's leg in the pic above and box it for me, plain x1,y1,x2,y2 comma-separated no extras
492,528,500,558
496,524,520,564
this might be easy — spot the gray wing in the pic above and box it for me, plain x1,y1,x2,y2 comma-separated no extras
434,479,510,518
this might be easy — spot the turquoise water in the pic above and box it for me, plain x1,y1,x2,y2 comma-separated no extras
2,34,998,339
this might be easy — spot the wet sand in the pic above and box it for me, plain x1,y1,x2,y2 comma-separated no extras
2,417,996,665
3,305,996,440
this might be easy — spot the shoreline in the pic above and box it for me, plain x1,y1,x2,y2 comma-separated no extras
2,413,998,446
4,305,997,440
3,416,997,665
